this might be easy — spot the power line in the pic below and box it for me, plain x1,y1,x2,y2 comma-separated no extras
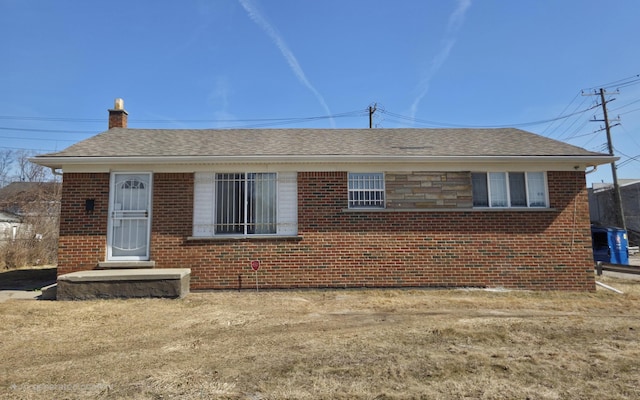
614,79,640,90
207,109,368,129
0,109,368,125
541,91,581,136
618,124,640,152
614,147,640,169
610,97,640,113
617,156,640,169
0,116,103,122
563,124,599,141
584,74,640,91
0,145,57,152
555,97,592,140
0,135,76,142
581,131,605,148
619,107,640,116
0,127,95,134
378,104,599,129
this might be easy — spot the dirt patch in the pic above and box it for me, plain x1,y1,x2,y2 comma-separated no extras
1,276,639,399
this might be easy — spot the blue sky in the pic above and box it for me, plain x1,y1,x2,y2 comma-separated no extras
1,0,639,186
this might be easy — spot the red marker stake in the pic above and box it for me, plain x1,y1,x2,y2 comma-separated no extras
251,260,260,291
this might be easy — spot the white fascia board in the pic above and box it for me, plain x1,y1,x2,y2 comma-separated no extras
32,154,616,173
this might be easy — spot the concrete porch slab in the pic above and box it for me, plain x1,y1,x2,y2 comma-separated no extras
57,268,190,300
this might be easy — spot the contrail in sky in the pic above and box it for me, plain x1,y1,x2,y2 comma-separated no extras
237,0,334,126
410,0,472,119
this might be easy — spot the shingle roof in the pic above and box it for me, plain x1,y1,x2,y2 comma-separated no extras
38,127,603,159
0,210,21,223
0,182,60,201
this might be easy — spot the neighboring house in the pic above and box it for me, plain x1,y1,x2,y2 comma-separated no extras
0,210,21,241
0,181,61,239
0,181,61,215
589,179,640,245
33,100,614,291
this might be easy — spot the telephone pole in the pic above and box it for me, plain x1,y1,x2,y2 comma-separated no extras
586,88,626,230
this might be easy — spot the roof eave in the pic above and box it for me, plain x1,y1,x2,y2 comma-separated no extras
31,154,616,169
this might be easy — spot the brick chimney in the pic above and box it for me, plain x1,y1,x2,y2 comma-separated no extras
108,98,128,129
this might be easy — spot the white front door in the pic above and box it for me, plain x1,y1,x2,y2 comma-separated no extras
108,173,152,260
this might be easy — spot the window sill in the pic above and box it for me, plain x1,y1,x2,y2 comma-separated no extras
187,235,302,242
471,207,556,212
97,261,156,269
342,207,557,213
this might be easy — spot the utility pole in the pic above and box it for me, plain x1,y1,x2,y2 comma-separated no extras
369,103,377,129
586,88,626,230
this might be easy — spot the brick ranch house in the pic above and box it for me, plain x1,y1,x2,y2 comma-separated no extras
33,100,614,291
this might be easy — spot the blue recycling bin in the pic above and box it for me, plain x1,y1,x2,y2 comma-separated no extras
591,226,629,265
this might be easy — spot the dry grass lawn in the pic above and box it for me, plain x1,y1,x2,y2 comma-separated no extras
1,274,639,399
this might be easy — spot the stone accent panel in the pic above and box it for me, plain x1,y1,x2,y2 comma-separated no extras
386,171,473,209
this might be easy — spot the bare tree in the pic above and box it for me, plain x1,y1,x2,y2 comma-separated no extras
14,150,50,182
0,149,13,187
0,151,60,268
0,182,61,269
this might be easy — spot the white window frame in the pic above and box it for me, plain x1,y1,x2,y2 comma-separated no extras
214,172,277,235
472,171,549,208
348,172,385,209
193,171,297,237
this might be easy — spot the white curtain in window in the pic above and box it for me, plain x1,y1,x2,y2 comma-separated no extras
527,172,546,207
251,173,277,234
489,172,508,207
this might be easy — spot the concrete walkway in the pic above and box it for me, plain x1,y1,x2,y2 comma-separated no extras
0,266,57,302
0,284,56,303
0,289,43,302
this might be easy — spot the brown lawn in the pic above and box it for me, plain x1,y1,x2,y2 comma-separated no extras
0,273,639,399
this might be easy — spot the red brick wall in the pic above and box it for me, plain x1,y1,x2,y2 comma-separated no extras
150,173,194,267
57,173,110,275
57,170,595,291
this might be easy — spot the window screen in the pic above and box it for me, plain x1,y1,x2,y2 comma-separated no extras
348,173,385,208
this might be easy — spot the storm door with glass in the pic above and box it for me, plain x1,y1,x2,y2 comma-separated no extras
107,173,152,260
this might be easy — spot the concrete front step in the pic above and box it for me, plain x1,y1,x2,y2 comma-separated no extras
57,268,190,300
